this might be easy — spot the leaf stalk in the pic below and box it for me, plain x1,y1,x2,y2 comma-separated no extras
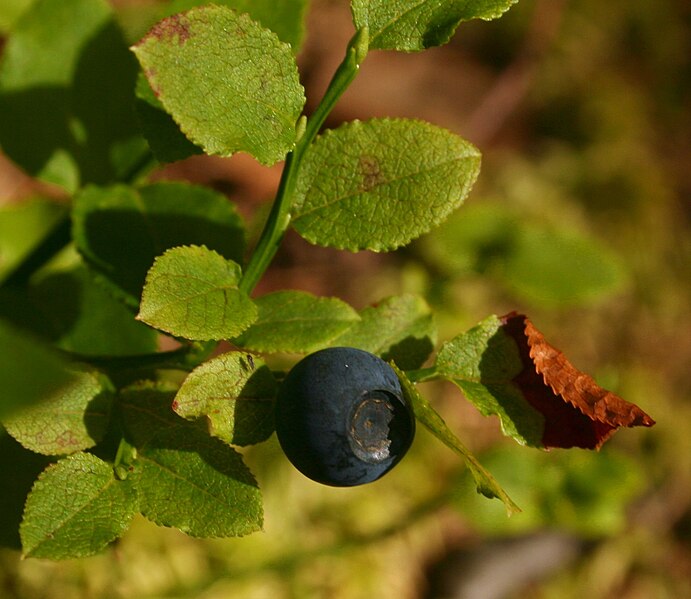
239,27,369,294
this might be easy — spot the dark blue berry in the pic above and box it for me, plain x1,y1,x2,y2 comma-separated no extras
275,347,416,486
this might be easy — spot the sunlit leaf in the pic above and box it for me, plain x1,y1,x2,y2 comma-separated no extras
0,199,65,283
132,5,305,165
0,0,35,34
436,314,655,449
20,452,137,559
436,314,544,447
163,0,309,51
236,291,360,353
351,0,519,51
174,352,277,446
138,245,257,341
292,118,480,251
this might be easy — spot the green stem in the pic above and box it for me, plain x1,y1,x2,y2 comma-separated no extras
239,27,369,295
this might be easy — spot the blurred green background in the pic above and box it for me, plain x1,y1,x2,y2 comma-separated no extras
1,0,689,597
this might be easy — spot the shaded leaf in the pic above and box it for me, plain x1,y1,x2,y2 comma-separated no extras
72,182,245,308
174,352,277,446
134,72,203,164
236,291,360,353
394,364,520,515
2,368,111,455
20,452,137,559
501,313,655,449
138,245,257,340
415,201,517,276
0,319,78,420
119,381,196,447
0,434,53,550
351,0,519,52
132,5,305,165
332,294,436,369
0,265,159,356
292,118,481,251
0,0,148,191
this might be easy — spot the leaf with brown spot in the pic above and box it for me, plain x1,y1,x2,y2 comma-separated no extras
292,118,481,251
501,312,655,449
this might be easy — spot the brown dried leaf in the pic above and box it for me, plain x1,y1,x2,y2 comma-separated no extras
502,312,655,449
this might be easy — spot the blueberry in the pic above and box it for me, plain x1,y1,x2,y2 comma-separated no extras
275,347,416,486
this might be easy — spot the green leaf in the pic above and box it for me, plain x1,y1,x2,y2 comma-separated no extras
118,381,263,537
72,182,246,308
0,199,65,283
20,452,138,559
332,294,436,370
394,364,520,515
134,427,263,537
0,319,78,420
0,265,159,356
435,315,544,447
163,0,309,52
132,5,305,165
136,0,310,163
2,368,111,455
0,0,148,191
138,245,257,341
235,291,361,353
292,118,481,251
351,0,519,51
501,225,626,306
174,352,277,445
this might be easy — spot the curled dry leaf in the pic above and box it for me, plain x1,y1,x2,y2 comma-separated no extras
502,312,655,449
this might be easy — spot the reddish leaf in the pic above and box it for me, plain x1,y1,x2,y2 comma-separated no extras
501,312,655,449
